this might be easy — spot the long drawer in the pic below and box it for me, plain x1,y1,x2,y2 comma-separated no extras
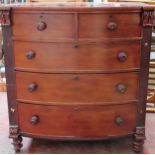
18,103,137,138
12,13,141,40
15,72,139,104
14,41,141,72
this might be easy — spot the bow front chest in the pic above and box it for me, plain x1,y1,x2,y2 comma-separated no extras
0,2,154,153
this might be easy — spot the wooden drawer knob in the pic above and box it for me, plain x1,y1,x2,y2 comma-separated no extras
28,83,37,92
26,51,36,59
74,45,79,48
116,84,126,93
30,115,39,125
107,22,117,31
73,75,80,81
117,52,127,62
37,21,47,31
115,116,124,126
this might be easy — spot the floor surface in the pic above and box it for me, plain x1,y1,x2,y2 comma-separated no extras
0,92,155,154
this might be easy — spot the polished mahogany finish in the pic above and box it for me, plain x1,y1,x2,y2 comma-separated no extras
18,103,137,138
0,2,154,153
13,41,141,72
78,13,141,38
12,13,75,40
15,72,139,104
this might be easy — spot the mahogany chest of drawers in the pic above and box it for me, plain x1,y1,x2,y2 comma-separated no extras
0,2,154,153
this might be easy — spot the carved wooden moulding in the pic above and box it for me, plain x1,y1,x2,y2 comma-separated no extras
143,10,154,27
0,10,11,26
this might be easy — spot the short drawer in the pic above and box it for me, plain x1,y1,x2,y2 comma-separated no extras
12,13,75,40
16,72,139,104
14,41,141,72
18,103,137,138
79,13,141,38
12,13,141,40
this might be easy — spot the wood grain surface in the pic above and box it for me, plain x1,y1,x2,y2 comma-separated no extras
14,41,141,72
18,103,137,138
12,12,141,41
15,72,139,104
12,13,75,40
79,13,141,38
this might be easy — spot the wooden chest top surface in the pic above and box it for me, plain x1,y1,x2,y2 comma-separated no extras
0,2,154,11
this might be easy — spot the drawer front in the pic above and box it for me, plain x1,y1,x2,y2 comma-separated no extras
16,72,139,104
79,13,141,38
18,103,137,138
12,13,75,40
14,41,141,72
12,13,141,40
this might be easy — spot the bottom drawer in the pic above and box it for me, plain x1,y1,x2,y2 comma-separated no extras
18,103,137,138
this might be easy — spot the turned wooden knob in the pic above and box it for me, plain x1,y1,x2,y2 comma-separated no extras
28,83,37,92
26,51,36,59
37,21,47,31
115,116,124,126
107,22,117,31
30,115,39,125
73,75,80,81
116,84,126,93
74,45,79,48
117,52,127,62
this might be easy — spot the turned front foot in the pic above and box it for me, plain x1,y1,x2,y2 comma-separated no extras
133,137,144,153
133,127,145,153
11,135,23,152
9,126,23,152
